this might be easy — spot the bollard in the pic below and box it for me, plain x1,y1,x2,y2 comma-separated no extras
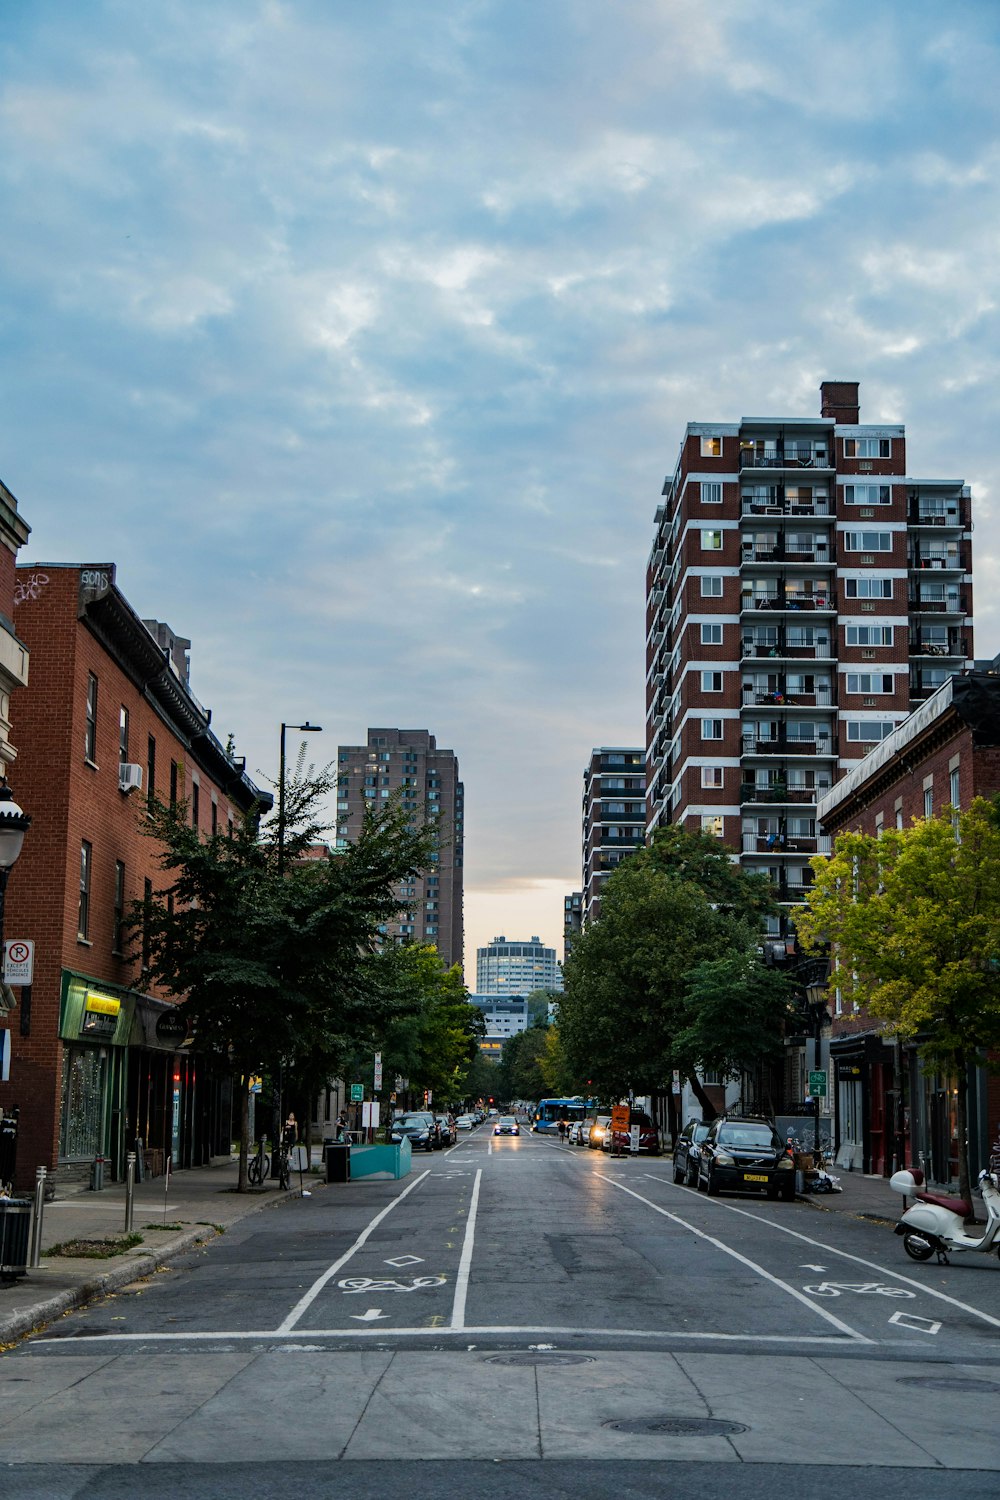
124,1151,136,1233
90,1154,105,1192
29,1166,46,1268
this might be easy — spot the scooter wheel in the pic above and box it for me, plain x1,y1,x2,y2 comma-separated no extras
902,1231,936,1262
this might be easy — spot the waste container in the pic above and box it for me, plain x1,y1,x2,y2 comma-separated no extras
0,1198,31,1282
324,1139,350,1183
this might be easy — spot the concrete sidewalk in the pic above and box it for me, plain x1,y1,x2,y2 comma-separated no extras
0,1154,328,1346
798,1164,910,1224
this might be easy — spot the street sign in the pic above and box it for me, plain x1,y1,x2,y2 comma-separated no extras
671,1069,681,1096
373,1051,383,1089
808,1070,828,1097
611,1105,630,1132
3,939,33,986
350,1083,364,1102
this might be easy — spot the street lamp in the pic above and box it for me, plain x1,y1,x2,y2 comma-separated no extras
0,783,31,959
277,721,323,874
804,980,829,1160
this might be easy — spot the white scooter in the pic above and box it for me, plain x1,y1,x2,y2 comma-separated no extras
890,1164,1000,1264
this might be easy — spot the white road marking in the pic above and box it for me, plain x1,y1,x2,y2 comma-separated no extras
595,1173,872,1344
275,1168,430,1333
889,1310,941,1335
349,1309,389,1322
385,1255,423,1268
450,1167,482,1329
640,1173,1000,1334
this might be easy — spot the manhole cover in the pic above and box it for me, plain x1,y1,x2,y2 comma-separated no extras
897,1376,999,1393
603,1415,748,1436
487,1352,593,1367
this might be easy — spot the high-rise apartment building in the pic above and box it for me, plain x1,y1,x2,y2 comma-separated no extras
582,747,645,924
645,381,973,938
336,728,464,973
476,935,563,995
563,890,582,959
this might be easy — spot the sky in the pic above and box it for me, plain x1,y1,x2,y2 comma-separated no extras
3,0,1000,980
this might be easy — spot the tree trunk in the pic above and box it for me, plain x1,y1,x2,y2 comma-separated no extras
955,1049,973,1220
687,1074,718,1121
237,1073,250,1193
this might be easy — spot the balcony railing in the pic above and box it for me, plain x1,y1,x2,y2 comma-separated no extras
910,552,967,572
742,593,833,612
741,498,832,518
739,447,831,470
742,834,819,855
741,543,834,564
742,639,833,660
909,637,967,658
908,509,964,528
740,784,825,804
742,687,831,707
908,594,966,615
742,736,836,757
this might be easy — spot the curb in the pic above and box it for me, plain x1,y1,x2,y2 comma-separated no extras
0,1179,315,1346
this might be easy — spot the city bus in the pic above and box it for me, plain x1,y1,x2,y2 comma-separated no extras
531,1097,596,1135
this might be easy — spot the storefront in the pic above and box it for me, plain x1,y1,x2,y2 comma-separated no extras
58,973,133,1179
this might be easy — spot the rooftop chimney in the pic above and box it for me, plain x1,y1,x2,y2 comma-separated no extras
820,380,860,424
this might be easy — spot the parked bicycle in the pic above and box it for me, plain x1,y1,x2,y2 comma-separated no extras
247,1137,271,1186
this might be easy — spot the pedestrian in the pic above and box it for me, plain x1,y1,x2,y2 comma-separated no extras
336,1111,349,1143
282,1111,298,1147
558,1117,567,1142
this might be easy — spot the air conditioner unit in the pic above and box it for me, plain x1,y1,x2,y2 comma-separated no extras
119,763,144,794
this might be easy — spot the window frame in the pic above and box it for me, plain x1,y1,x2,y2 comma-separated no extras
85,674,98,763
78,840,93,941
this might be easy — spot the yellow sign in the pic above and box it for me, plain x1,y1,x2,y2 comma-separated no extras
85,993,121,1016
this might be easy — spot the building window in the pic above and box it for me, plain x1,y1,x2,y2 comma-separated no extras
846,721,895,742
191,779,200,829
843,484,891,505
846,673,893,694
701,436,723,457
845,578,893,599
701,719,723,740
700,575,723,597
147,735,156,808
701,482,722,504
701,767,724,788
844,532,892,552
78,841,92,940
923,785,933,818
701,671,723,692
113,861,125,954
950,767,960,810
701,623,723,645
211,796,218,836
85,674,98,762
846,626,893,646
701,814,725,839
844,438,891,458
701,530,723,550
170,760,178,807
119,706,129,766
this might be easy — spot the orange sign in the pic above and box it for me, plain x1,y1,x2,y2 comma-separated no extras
611,1105,630,1132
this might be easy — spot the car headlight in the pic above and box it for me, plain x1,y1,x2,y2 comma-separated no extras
592,1127,605,1138
776,1156,794,1170
713,1151,735,1167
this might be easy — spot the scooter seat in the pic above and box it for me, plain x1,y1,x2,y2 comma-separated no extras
916,1190,972,1218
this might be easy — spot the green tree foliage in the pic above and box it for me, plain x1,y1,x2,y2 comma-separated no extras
135,762,434,1189
797,798,1000,1204
524,989,556,1028
559,827,785,1115
496,1025,551,1103
372,945,484,1107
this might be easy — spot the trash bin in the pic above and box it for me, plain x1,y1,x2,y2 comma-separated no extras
0,1198,31,1282
324,1140,350,1183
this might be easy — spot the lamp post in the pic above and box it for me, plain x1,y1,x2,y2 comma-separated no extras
0,783,31,962
277,721,323,874
273,723,322,1153
805,981,829,1160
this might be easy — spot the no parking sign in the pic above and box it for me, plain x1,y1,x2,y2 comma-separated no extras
3,940,34,986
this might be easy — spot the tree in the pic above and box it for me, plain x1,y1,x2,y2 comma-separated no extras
496,1026,551,1103
797,798,1000,1206
559,827,783,1119
524,989,556,1028
371,945,485,1107
135,776,434,1189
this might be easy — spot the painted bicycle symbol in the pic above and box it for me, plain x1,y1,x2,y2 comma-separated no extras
337,1275,446,1295
804,1281,915,1299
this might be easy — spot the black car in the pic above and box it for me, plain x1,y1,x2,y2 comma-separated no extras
435,1114,455,1147
672,1119,711,1186
390,1112,439,1152
697,1117,795,1200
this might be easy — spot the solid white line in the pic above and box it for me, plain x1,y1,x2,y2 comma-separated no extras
595,1173,872,1344
641,1174,1000,1333
276,1168,430,1333
35,1324,857,1345
450,1168,482,1329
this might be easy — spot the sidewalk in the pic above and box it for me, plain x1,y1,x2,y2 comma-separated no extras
0,1155,327,1346
798,1166,904,1225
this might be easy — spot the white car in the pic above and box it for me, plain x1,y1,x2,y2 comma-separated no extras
455,1115,475,1131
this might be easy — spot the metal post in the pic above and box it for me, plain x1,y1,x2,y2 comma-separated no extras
124,1151,136,1232
29,1166,46,1268
814,1013,822,1161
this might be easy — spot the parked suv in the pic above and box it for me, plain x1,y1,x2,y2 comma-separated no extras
672,1119,711,1186
390,1112,439,1152
602,1110,660,1155
697,1116,794,1200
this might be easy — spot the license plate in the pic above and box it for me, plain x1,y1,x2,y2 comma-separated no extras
743,1173,768,1182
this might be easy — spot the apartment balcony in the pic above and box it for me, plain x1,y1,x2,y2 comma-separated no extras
741,637,834,662
907,507,965,529
740,591,834,615
741,497,833,519
739,446,833,471
741,686,832,708
907,594,967,616
909,635,968,658
740,542,835,565
742,735,837,757
739,783,826,805
741,834,826,856
909,552,968,573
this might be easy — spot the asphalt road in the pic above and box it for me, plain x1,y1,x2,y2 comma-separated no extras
2,1124,999,1498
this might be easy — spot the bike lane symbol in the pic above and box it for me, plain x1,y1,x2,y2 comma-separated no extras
803,1281,915,1299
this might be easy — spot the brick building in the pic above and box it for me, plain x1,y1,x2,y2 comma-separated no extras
336,728,464,974
1,563,271,1188
816,669,1000,1185
0,480,31,777
582,747,645,925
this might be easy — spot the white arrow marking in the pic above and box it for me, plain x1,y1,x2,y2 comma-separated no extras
350,1308,389,1322
801,1264,827,1272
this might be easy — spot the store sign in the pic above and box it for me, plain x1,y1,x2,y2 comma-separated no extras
81,991,121,1038
155,1009,188,1043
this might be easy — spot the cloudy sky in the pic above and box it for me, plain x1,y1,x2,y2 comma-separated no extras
3,0,999,977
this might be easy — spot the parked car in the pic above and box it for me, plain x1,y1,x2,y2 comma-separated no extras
567,1120,588,1146
602,1110,660,1155
587,1115,611,1149
493,1115,520,1136
455,1114,475,1131
673,1119,712,1186
696,1116,794,1200
435,1114,455,1147
390,1112,438,1152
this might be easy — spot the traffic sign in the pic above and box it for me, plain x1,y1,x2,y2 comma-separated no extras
611,1105,630,1132
350,1083,364,1102
808,1069,828,1097
3,939,34,986
373,1051,383,1089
